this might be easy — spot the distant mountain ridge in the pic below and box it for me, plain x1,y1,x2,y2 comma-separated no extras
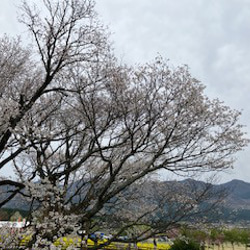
1,179,250,222
218,179,250,209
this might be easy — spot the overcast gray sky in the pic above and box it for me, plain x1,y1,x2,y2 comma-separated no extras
1,0,250,183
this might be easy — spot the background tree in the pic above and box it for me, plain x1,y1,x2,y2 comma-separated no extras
0,209,9,221
223,228,240,250
237,229,250,250
10,211,22,222
0,0,248,249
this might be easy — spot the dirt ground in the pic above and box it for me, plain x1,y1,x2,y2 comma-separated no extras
206,243,248,250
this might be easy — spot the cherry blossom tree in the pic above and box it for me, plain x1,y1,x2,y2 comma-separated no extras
0,0,248,249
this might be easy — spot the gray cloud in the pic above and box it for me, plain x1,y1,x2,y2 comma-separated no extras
96,0,250,182
0,0,23,36
0,0,249,182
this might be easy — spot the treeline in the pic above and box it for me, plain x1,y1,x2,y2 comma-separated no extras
0,208,28,221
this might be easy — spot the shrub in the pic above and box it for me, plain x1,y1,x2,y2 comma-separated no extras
170,238,201,250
